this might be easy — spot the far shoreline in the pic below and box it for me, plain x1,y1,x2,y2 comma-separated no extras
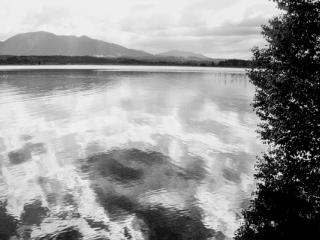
0,55,251,68
0,65,248,73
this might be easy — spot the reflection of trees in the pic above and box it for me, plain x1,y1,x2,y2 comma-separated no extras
81,148,218,240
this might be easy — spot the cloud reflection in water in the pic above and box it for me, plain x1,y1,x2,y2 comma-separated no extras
0,67,263,239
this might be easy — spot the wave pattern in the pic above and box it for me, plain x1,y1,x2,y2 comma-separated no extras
0,67,262,239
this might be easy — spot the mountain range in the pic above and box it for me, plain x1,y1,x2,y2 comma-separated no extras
0,31,212,60
156,50,211,60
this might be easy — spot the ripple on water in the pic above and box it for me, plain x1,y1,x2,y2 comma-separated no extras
0,68,260,239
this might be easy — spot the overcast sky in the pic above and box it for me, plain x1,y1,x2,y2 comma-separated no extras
0,0,279,58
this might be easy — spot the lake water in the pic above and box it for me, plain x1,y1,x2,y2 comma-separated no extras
0,66,263,240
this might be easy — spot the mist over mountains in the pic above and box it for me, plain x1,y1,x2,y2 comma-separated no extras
0,32,251,67
0,31,152,58
0,31,211,60
156,50,211,60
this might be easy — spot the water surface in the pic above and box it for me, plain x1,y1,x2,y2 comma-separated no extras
0,66,262,240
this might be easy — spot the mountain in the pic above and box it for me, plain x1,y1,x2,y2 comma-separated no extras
0,31,151,58
156,50,211,60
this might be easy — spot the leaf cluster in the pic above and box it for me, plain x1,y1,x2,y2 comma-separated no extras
235,0,320,239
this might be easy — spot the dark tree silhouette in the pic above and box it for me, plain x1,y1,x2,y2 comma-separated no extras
235,0,320,239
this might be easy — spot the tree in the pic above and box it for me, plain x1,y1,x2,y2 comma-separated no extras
235,0,320,239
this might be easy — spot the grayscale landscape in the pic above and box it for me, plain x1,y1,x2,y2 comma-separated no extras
1,0,319,240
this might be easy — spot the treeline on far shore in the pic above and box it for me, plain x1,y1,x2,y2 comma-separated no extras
0,55,251,68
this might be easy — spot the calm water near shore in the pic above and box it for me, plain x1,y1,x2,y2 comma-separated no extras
0,66,263,240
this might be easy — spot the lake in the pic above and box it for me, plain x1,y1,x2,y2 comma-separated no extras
0,66,263,240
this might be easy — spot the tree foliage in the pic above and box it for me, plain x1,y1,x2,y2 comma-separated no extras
0,55,251,68
235,0,320,239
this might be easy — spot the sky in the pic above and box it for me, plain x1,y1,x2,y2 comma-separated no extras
0,0,280,59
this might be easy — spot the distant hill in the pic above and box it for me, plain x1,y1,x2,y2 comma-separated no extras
0,31,251,67
0,31,151,58
156,50,211,60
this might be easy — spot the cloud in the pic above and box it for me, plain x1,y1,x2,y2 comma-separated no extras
0,0,279,58
192,16,268,37
133,34,266,59
23,7,69,26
